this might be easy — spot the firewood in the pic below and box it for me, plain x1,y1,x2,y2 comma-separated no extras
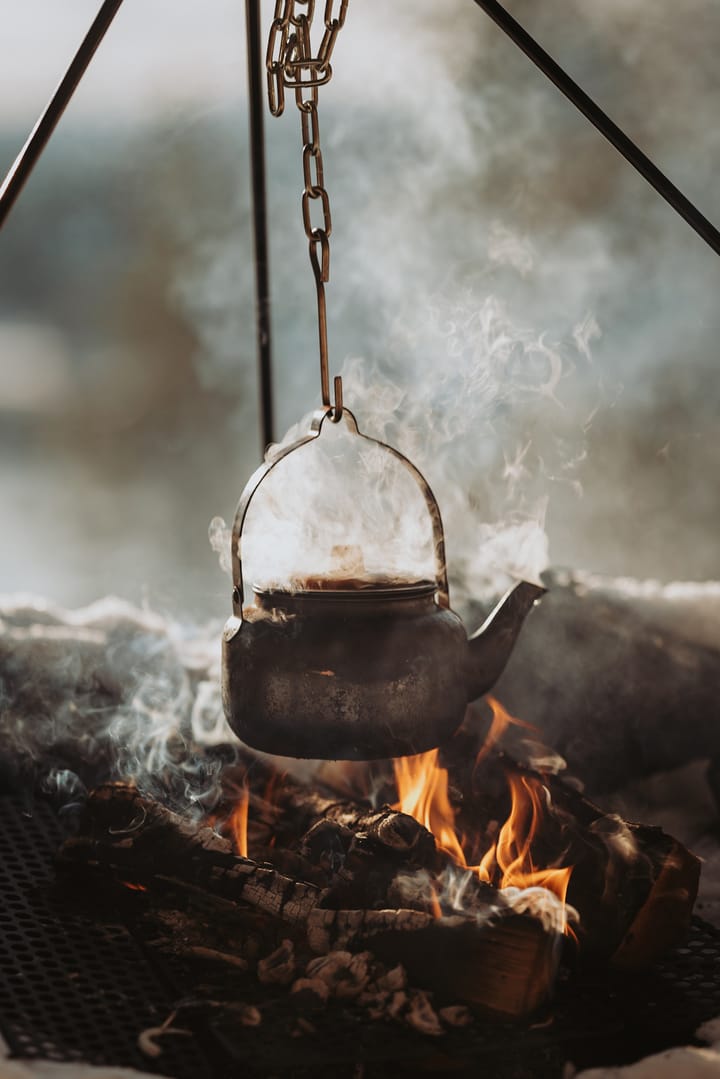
58,784,323,926
63,783,563,1018
444,733,700,967
219,759,440,880
305,907,435,953
611,837,701,969
307,906,560,1019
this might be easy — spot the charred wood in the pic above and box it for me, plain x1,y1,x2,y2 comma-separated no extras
307,907,559,1019
442,732,700,967
59,784,322,925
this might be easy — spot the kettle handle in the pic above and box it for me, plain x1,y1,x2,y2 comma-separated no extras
229,407,450,618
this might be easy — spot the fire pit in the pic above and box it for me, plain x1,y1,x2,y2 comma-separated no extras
1,593,716,1077
0,745,716,1078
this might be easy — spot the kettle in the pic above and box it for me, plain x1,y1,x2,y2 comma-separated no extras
222,408,544,760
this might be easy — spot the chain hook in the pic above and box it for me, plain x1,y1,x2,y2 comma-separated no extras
266,0,348,419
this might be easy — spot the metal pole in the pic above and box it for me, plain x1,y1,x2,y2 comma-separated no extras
245,0,276,453
471,0,720,258
0,0,125,230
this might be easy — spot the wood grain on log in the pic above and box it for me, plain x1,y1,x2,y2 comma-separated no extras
59,784,322,925
307,908,560,1019
443,726,701,968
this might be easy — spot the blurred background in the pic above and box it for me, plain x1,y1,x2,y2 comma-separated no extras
1,0,719,621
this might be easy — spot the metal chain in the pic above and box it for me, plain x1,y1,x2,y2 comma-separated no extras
266,0,348,419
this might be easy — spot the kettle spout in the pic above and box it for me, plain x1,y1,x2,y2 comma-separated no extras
466,581,546,702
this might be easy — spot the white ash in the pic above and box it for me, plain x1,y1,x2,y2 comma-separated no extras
502,885,578,938
290,976,330,1010
404,989,445,1037
438,1004,473,1028
290,950,456,1037
236,1004,262,1028
256,939,297,986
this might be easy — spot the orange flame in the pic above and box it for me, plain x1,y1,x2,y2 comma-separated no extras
227,783,249,859
473,695,536,772
393,748,466,867
477,772,571,905
392,699,573,930
211,782,251,857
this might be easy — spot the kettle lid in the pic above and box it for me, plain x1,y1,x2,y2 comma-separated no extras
253,576,436,602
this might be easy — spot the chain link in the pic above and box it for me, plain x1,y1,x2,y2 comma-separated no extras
266,0,348,418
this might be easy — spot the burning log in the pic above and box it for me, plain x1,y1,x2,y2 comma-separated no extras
444,728,701,968
59,784,322,926
216,760,483,912
306,907,561,1019
59,782,565,1018
219,756,437,866
3,594,704,1028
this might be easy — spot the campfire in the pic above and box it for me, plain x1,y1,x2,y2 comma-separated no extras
55,699,699,1021
1,587,711,1076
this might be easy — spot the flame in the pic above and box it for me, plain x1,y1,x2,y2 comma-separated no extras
392,700,573,931
211,782,250,858
227,783,249,859
393,748,465,866
473,695,535,772
476,772,571,905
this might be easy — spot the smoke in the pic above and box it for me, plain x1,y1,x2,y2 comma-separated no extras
210,285,593,610
187,1,607,609
0,595,233,817
184,0,720,606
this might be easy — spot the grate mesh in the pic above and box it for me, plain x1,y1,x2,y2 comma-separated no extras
0,795,212,1077
1,791,720,1078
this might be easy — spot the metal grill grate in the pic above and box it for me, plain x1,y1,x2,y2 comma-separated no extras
0,795,212,1077
1,791,720,1078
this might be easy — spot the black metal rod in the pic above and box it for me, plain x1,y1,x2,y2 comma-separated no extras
0,0,125,230
471,0,720,258
245,0,275,454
